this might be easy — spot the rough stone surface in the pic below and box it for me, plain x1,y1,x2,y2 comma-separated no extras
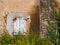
40,0,55,38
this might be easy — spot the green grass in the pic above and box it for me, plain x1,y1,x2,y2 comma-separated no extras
46,8,60,45
0,32,53,45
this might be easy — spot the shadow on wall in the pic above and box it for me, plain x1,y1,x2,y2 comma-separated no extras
30,6,40,34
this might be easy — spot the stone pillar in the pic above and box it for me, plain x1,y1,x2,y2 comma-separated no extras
40,0,55,38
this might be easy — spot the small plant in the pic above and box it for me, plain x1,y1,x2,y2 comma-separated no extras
46,8,60,45
0,29,53,45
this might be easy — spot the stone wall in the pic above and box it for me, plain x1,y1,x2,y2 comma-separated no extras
40,0,55,38
0,0,56,36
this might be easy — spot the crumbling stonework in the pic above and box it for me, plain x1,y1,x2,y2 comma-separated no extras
40,0,55,38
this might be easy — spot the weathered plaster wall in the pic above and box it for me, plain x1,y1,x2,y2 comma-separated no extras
0,0,56,36
3,0,39,13
54,0,60,9
0,0,39,35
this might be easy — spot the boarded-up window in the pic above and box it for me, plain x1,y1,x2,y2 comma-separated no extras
6,13,31,35
13,17,27,35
